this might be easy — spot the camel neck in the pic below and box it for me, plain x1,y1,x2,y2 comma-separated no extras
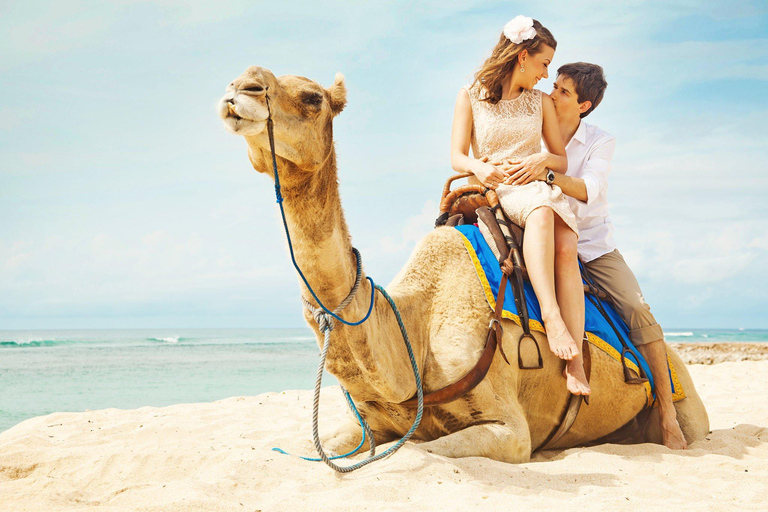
277,153,359,310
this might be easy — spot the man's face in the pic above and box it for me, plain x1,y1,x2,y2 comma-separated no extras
550,75,587,119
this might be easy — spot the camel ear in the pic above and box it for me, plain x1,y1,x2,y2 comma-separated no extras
327,72,347,116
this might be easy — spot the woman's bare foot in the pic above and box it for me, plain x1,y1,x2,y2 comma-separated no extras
542,315,579,360
564,358,591,395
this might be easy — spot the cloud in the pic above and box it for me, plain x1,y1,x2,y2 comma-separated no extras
2,1,767,327
619,223,768,285
0,229,289,312
378,199,437,255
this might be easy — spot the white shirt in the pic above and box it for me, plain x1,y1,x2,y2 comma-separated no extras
563,120,617,262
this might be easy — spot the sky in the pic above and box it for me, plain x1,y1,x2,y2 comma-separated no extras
1,0,767,330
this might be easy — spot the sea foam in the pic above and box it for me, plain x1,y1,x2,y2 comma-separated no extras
148,336,180,344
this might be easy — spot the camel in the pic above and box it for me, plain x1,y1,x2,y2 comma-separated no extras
217,66,709,463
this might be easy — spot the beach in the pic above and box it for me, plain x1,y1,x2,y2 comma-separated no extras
1,342,767,511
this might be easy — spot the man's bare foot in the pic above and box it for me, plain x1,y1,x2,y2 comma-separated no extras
660,407,688,449
564,358,591,396
542,315,579,360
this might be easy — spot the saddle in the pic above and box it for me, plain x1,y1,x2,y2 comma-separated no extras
436,172,542,369
401,172,649,449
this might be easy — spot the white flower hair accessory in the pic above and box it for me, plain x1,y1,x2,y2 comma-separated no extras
503,15,536,44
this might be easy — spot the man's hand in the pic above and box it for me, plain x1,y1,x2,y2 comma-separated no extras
501,152,549,185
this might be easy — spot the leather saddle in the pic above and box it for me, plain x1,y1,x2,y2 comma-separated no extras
436,171,542,360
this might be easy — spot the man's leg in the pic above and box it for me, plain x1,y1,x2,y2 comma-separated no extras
584,250,687,449
636,341,687,449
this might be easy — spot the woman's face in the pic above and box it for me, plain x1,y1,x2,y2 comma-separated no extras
520,44,554,89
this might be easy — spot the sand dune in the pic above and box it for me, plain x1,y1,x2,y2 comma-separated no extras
1,352,767,511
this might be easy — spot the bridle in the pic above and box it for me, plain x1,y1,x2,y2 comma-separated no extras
263,90,425,473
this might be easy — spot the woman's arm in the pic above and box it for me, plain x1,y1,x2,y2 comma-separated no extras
450,88,507,189
540,93,567,172
504,92,567,185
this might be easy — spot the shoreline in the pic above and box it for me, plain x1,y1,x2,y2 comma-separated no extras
669,341,768,364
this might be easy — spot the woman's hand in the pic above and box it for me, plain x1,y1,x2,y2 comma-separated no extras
472,156,508,190
502,152,549,185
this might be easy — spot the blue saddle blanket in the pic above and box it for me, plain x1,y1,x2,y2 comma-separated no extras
454,224,685,405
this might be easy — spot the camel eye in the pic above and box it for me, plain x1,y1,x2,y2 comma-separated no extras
302,93,323,106
243,85,264,93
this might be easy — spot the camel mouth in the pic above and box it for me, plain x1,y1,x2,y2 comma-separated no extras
222,114,267,136
218,97,268,136
223,111,266,125
218,94,269,136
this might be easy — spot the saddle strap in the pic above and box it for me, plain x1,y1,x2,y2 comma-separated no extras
581,262,649,385
399,267,512,408
537,336,593,451
490,208,531,336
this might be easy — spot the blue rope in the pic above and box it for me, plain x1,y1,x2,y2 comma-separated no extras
271,389,370,461
271,287,424,471
267,109,374,327
264,95,423,471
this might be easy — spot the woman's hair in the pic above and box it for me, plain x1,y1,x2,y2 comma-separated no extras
472,20,556,105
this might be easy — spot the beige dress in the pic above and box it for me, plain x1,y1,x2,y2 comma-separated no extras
465,85,578,235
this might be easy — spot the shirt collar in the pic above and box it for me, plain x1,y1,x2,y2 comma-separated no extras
571,119,587,145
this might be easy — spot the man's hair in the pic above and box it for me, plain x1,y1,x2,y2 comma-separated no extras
556,62,607,118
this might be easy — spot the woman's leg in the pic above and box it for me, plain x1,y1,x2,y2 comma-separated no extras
553,216,590,395
522,207,579,360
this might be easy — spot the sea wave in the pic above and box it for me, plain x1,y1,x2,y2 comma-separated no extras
147,336,181,344
666,332,694,337
1,339,61,348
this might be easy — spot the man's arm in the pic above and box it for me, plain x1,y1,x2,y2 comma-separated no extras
555,136,616,204
551,170,588,202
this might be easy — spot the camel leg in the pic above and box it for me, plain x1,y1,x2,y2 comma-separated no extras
416,406,531,463
644,344,709,445
321,414,395,455
321,417,370,454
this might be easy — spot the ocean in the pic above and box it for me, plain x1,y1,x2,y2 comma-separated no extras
1,328,767,433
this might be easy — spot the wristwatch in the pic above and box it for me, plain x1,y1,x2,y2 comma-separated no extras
546,169,556,185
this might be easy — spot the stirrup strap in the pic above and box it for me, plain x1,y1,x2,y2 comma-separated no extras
580,261,649,385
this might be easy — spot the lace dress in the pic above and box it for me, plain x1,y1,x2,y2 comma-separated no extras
465,84,578,235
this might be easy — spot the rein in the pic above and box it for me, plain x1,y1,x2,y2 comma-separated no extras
264,91,424,472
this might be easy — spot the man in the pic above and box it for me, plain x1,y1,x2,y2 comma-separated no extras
505,62,687,449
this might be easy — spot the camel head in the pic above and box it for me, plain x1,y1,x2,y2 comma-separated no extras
218,66,347,180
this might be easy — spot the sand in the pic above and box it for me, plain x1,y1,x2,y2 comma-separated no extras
1,343,767,511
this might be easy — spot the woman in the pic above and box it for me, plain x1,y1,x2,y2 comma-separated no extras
450,16,590,396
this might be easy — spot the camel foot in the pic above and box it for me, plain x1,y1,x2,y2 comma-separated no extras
660,407,688,450
321,418,369,454
543,316,579,360
417,421,531,463
564,359,591,396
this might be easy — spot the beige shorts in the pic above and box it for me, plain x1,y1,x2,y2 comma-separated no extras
583,249,663,346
